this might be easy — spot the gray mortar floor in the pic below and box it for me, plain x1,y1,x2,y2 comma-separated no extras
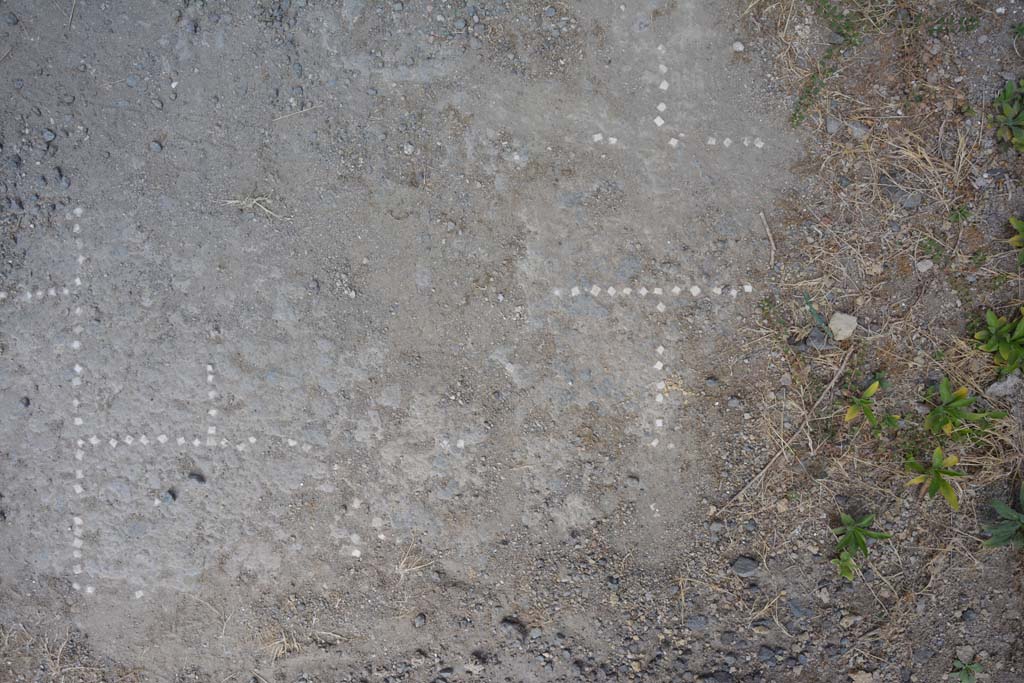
0,0,799,678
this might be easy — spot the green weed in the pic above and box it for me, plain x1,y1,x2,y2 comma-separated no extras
974,308,1024,375
949,205,971,223
925,14,979,37
1009,216,1024,264
952,659,982,683
831,550,858,581
803,292,831,337
831,512,890,580
923,378,1007,438
994,80,1024,153
983,482,1024,549
844,376,900,433
905,446,965,511
921,237,946,262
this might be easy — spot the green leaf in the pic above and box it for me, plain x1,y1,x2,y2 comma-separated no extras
939,378,953,403
938,479,959,511
984,521,1022,547
992,499,1018,520
861,529,891,540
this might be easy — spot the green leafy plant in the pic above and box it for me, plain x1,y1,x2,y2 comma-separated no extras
923,378,1006,437
994,79,1024,153
983,482,1024,549
1010,216,1024,264
974,308,1024,374
949,205,971,223
831,550,858,581
844,377,900,432
803,292,831,338
905,446,965,511
1014,23,1024,39
831,512,890,581
925,14,978,37
952,659,982,683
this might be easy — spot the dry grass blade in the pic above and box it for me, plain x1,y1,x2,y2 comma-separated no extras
223,193,290,220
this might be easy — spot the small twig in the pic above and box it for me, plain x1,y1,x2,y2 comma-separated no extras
272,104,322,122
714,347,854,516
223,194,289,220
68,0,77,30
760,211,776,268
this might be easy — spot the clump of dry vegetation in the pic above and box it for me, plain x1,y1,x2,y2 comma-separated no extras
0,624,139,683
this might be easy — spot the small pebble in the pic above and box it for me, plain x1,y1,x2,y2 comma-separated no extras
126,74,139,88
4,12,18,26
392,1,404,10
20,396,30,408
732,41,745,52
731,556,760,577
150,141,163,152
413,612,426,627
41,129,56,142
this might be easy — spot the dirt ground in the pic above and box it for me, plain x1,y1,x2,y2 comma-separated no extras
0,1,1021,682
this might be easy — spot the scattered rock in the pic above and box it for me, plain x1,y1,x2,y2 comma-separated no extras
20,396,30,408
828,312,858,341
806,327,833,350
986,370,1021,399
413,612,426,628
731,556,759,577
732,41,745,52
686,614,709,630
4,12,18,26
150,141,163,152
826,116,842,135
915,259,934,273
848,121,870,140
901,192,922,210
